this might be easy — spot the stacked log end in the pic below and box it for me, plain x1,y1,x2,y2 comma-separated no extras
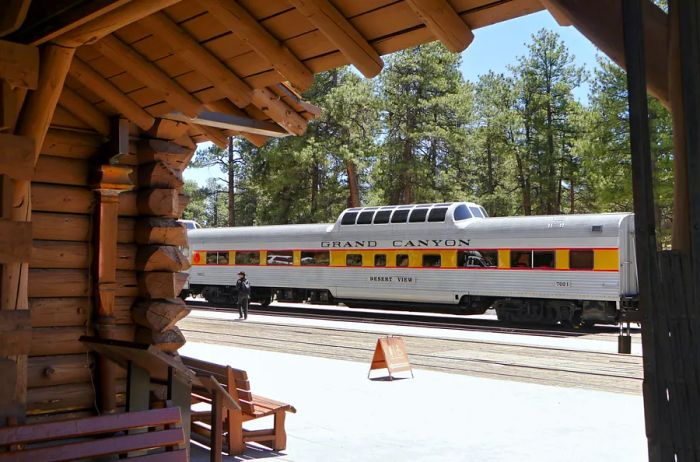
132,139,194,354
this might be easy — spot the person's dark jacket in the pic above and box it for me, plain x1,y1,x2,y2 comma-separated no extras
236,278,251,298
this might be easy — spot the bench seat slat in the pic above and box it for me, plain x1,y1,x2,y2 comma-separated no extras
0,407,181,446
0,428,184,462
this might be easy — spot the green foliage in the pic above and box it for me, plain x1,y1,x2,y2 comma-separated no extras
183,30,674,240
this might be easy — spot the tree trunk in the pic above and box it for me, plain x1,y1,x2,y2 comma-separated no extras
346,160,360,208
227,138,235,227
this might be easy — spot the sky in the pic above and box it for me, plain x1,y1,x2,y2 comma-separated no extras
184,10,603,187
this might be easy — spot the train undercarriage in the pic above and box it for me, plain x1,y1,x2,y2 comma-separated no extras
187,284,633,326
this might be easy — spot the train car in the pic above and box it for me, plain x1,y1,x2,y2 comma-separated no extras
187,202,639,325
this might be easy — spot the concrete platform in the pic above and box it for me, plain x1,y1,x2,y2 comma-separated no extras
185,340,648,462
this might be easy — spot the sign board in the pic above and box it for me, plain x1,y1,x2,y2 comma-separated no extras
368,336,413,380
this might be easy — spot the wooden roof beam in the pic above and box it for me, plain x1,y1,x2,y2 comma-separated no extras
164,111,290,138
93,35,203,118
69,57,155,132
52,0,183,48
543,0,669,107
405,0,474,53
16,44,75,160
58,86,111,136
196,0,314,91
138,12,308,135
0,1,31,37
539,0,573,27
287,0,383,78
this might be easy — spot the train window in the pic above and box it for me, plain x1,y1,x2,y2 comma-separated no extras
533,251,555,268
267,251,293,265
427,207,448,222
409,208,428,223
301,251,329,266
480,207,489,217
422,254,441,268
206,251,228,265
374,254,387,267
453,204,472,221
235,251,259,265
356,211,375,225
396,254,409,267
469,206,484,218
373,210,392,224
391,209,410,223
346,254,362,266
341,212,358,225
458,250,497,268
511,250,532,268
570,250,594,269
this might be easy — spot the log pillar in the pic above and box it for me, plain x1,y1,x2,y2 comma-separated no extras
132,133,194,354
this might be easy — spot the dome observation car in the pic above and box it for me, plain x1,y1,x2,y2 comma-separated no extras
336,202,488,226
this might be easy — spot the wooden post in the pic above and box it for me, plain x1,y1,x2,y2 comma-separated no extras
621,1,665,460
92,119,134,413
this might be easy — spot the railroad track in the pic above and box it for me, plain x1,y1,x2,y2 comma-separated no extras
180,314,643,395
185,299,640,342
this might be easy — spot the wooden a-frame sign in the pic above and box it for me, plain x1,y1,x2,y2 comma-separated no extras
368,336,413,380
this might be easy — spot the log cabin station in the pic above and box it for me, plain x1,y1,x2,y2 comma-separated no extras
0,0,698,460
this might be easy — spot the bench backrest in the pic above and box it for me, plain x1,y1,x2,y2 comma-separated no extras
183,356,256,415
0,407,186,462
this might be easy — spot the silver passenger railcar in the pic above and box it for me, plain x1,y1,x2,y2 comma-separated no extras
187,202,638,325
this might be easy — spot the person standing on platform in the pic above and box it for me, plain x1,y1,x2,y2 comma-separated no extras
236,271,251,319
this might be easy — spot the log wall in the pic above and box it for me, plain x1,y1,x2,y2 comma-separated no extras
26,128,135,422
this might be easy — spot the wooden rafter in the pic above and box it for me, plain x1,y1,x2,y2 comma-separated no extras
196,0,314,91
69,57,155,132
405,0,474,53
138,12,307,135
138,12,252,109
287,0,383,78
52,0,183,48
58,86,110,136
93,35,203,118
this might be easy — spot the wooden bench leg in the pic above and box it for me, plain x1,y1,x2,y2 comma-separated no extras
210,391,223,462
273,411,287,451
227,410,245,455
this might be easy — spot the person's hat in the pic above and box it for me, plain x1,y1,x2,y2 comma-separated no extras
238,271,246,276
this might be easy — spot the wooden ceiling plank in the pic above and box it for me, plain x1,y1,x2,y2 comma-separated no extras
69,57,155,131
93,34,203,117
542,0,668,107
196,0,314,91
287,0,383,78
139,12,252,108
58,86,111,136
52,0,184,48
405,0,474,53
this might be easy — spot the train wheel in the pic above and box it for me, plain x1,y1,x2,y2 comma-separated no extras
260,296,272,307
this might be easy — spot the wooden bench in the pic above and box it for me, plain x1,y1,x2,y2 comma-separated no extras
0,407,186,462
182,355,296,457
